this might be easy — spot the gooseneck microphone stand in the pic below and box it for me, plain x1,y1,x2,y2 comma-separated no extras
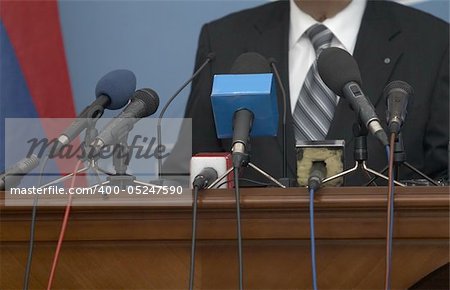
322,123,405,186
366,133,439,186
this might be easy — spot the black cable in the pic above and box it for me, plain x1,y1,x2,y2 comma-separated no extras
23,155,49,290
189,185,200,290
234,167,244,290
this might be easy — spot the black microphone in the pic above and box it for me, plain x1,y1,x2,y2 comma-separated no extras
307,161,327,191
90,88,159,154
192,167,218,189
229,52,272,167
0,155,40,190
317,47,389,146
385,80,413,134
231,109,254,166
54,70,136,153
157,52,216,178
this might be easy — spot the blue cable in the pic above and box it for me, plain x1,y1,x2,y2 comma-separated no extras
309,187,318,290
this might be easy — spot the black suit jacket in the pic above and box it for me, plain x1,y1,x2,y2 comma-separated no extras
173,0,449,185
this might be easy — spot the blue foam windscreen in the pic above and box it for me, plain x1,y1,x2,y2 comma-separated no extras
95,69,136,110
211,73,278,138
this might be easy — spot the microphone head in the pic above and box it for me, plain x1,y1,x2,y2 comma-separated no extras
317,47,362,96
190,153,232,189
384,80,414,97
384,80,413,131
211,52,278,139
192,167,218,189
132,88,160,117
206,52,216,61
95,69,137,110
230,52,271,74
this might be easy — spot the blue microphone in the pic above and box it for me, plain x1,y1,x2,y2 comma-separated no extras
55,69,136,151
95,69,136,110
211,53,278,167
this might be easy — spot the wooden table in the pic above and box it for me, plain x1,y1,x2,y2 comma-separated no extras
1,187,448,289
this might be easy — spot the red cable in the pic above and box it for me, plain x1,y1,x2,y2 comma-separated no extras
46,159,83,290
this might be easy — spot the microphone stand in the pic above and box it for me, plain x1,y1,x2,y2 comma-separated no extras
206,153,286,189
322,122,405,186
366,133,439,186
157,54,215,181
91,134,162,189
269,59,296,187
103,133,136,188
40,121,160,190
38,118,100,189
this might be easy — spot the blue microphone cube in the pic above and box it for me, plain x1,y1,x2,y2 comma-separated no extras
211,73,279,139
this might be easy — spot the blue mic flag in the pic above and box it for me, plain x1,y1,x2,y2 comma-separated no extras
211,73,278,139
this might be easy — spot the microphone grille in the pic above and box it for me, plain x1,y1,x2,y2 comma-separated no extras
95,69,136,110
133,88,160,117
230,52,271,74
384,80,414,97
317,47,362,96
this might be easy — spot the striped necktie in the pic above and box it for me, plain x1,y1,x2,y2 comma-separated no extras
293,24,338,141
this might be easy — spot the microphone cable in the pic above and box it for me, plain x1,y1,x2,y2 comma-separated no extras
307,161,326,290
189,168,217,290
234,166,244,290
189,185,200,290
384,133,396,290
46,159,83,290
189,186,199,290
23,155,49,290
309,187,318,290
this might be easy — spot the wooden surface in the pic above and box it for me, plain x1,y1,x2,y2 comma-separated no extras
1,187,449,289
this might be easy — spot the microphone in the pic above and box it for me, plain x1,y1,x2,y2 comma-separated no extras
190,153,232,189
317,47,389,146
0,155,40,190
157,52,215,178
90,88,159,154
307,161,327,191
54,70,136,153
211,52,278,167
385,80,413,134
192,167,218,189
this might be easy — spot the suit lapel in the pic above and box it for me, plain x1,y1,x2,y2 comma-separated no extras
327,0,404,141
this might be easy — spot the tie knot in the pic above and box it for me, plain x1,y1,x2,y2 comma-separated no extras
306,24,333,54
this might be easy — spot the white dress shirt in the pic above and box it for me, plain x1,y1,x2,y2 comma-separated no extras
288,0,367,113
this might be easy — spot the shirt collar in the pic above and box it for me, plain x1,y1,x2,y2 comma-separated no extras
289,0,367,52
